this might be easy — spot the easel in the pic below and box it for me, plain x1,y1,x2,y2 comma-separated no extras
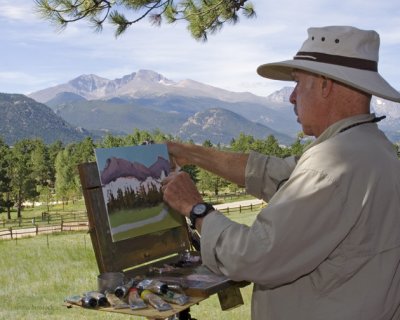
78,162,245,319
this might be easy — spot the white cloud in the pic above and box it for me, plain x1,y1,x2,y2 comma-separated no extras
0,1,36,21
0,71,34,82
0,71,56,94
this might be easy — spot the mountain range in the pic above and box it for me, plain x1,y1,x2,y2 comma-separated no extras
1,69,399,146
27,70,302,145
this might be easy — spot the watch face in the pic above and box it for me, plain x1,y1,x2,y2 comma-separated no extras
193,203,207,215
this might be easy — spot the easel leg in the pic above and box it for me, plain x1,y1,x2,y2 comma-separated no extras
177,308,197,320
157,308,196,320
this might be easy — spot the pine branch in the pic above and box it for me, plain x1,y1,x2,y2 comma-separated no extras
34,0,256,40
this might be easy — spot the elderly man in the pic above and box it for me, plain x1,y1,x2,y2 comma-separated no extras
162,26,400,319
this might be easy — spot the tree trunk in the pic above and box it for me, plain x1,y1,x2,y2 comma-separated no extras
6,192,11,220
17,191,22,218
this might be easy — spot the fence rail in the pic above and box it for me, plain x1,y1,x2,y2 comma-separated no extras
0,202,262,240
0,211,89,240
218,203,264,214
1,211,87,226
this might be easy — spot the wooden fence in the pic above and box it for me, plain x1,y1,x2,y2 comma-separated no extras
0,211,89,240
0,201,263,240
218,203,264,214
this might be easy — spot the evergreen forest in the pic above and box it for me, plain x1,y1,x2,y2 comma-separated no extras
1,128,398,220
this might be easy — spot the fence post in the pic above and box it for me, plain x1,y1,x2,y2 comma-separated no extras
251,204,253,211
239,205,242,213
36,224,39,235
9,227,12,239
61,217,64,232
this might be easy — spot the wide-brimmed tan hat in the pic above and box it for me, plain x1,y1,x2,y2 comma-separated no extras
257,26,400,103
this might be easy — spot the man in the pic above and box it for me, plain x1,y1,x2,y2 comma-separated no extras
162,26,400,319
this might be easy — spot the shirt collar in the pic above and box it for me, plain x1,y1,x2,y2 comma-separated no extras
304,113,377,152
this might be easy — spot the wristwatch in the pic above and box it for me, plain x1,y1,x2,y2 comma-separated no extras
189,203,215,229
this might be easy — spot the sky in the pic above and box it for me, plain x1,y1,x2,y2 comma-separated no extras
1,0,400,97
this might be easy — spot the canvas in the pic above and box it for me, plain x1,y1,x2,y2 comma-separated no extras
95,144,182,242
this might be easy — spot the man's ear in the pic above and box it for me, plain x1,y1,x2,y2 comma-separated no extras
321,77,334,98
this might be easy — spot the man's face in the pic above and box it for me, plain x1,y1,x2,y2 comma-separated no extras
289,70,328,137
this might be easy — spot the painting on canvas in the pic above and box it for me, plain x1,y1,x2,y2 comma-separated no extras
95,144,182,242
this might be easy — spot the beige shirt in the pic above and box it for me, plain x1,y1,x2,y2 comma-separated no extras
201,114,400,319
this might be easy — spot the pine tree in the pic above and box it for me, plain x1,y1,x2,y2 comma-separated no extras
35,0,256,41
9,140,40,217
0,139,12,218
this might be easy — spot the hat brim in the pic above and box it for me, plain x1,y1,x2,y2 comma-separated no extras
257,60,400,103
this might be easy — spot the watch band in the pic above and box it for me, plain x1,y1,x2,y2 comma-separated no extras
189,202,215,229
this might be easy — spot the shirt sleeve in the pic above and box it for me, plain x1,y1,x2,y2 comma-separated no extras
201,167,354,288
245,151,297,202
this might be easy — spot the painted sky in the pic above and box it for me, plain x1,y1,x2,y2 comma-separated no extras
95,144,169,173
1,0,400,97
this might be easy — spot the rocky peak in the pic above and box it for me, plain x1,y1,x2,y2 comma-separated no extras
68,74,110,92
266,87,294,103
134,69,175,85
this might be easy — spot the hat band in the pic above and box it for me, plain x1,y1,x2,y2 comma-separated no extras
294,51,377,71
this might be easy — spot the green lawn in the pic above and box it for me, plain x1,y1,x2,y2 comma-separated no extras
0,207,258,320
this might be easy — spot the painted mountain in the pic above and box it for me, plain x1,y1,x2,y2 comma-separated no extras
100,156,170,185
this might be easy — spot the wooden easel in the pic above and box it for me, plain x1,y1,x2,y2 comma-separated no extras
78,162,244,319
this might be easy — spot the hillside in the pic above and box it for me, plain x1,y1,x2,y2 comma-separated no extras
50,98,187,135
0,93,90,145
177,108,293,145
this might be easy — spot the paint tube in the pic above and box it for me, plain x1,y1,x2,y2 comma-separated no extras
164,283,185,293
140,289,172,311
128,287,147,310
137,279,169,294
161,289,189,306
114,278,135,298
85,291,108,307
105,292,130,309
64,295,97,308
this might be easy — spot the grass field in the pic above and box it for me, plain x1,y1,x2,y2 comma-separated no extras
0,206,258,320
